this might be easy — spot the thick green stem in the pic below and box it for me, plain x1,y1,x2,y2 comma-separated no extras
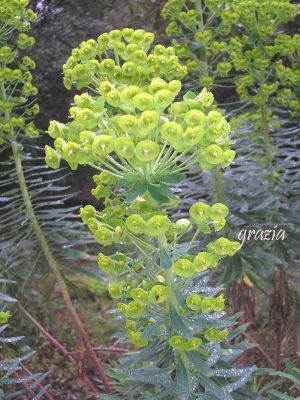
1,83,112,394
260,103,275,193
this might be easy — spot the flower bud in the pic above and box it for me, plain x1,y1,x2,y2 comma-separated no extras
173,258,195,278
168,80,182,94
198,88,214,107
149,77,168,94
126,301,145,318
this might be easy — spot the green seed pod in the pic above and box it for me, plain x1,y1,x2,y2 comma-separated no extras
149,77,168,94
130,288,148,306
213,237,232,256
193,252,215,272
94,226,114,246
148,284,169,304
126,214,146,234
210,203,229,220
212,294,225,312
117,115,138,133
168,335,185,350
105,89,121,107
186,294,202,311
76,108,97,130
45,145,60,169
145,215,171,236
97,253,114,273
185,110,207,127
115,137,135,159
135,140,160,162
173,258,195,278
48,120,67,139
161,121,183,142
184,337,202,351
184,126,205,145
79,205,96,224
189,202,211,224
92,135,114,156
203,144,224,164
138,111,160,134
133,92,155,111
155,89,175,109
108,282,123,299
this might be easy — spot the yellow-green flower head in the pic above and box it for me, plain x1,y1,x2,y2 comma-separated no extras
125,301,145,318
45,145,60,170
94,226,114,246
189,202,211,224
145,215,171,236
62,29,186,91
126,214,146,234
184,337,202,351
92,135,114,156
130,288,149,306
115,137,135,159
0,311,11,324
108,282,123,299
97,253,114,273
173,258,195,277
161,121,183,142
80,205,96,224
210,203,229,220
204,328,228,342
168,335,185,350
193,252,216,272
135,140,160,162
186,294,202,311
148,284,169,304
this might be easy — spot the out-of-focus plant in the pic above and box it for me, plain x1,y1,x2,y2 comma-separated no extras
0,0,111,394
45,28,258,399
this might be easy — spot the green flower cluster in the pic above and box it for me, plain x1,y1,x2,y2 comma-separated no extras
47,29,254,397
79,197,239,352
45,31,235,205
0,0,38,144
162,0,300,117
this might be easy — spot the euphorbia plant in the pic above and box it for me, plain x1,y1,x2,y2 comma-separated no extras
45,28,256,398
